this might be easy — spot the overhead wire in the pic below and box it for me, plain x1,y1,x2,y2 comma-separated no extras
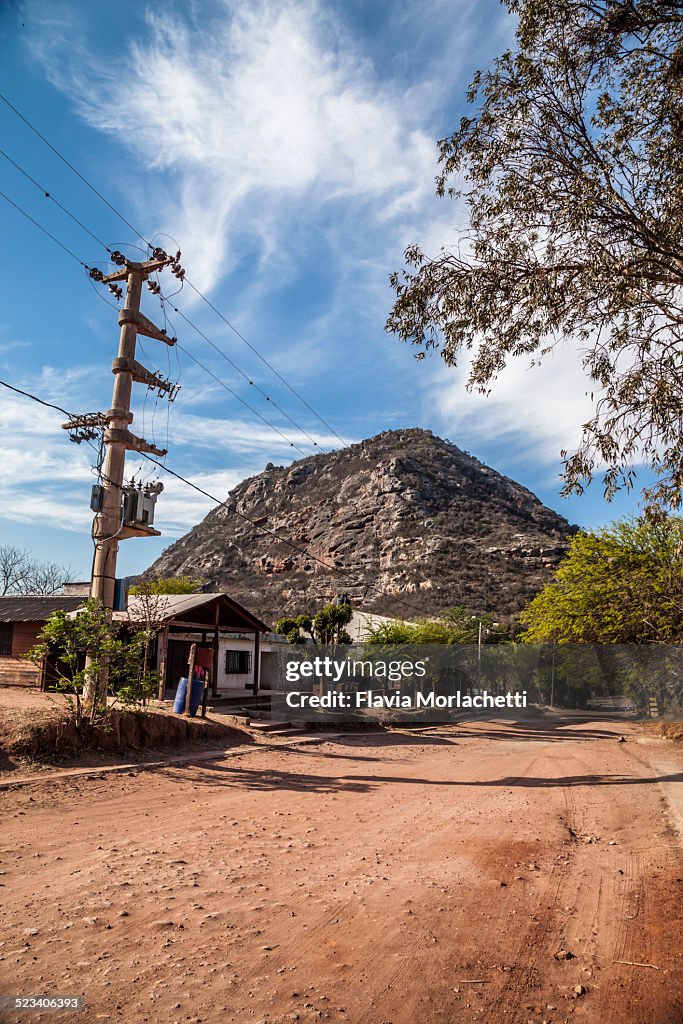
0,140,329,457
0,187,91,269
0,184,317,461
175,341,310,458
184,276,350,448
164,296,327,452
0,145,113,253
0,380,435,621
0,90,350,448
0,91,146,243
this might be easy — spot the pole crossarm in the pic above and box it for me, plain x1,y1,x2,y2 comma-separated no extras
112,357,179,397
118,308,176,346
102,256,173,284
105,426,167,458
61,412,108,430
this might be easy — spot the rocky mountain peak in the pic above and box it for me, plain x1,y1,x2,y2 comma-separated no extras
145,428,574,624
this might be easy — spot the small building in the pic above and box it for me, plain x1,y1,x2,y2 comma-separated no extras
113,592,275,697
347,610,402,642
0,596,85,687
0,591,278,696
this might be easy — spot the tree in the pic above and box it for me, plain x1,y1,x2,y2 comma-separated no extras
129,575,201,595
365,606,511,644
24,599,158,727
387,1,683,507
0,545,76,595
276,602,353,645
520,516,683,642
124,580,172,698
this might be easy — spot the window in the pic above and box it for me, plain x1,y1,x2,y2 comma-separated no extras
0,623,13,657
225,649,251,675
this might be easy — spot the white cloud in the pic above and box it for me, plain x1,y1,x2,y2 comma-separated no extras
428,342,598,470
0,368,343,537
28,1,444,291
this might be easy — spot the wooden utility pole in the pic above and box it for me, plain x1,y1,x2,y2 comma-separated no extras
64,255,179,702
90,257,175,608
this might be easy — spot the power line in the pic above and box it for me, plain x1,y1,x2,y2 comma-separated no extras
0,140,329,456
0,90,349,448
0,187,321,460
184,278,350,448
0,187,91,269
0,380,109,486
167,298,326,452
175,341,310,458
0,378,434,621
0,91,146,244
0,379,72,417
0,145,113,253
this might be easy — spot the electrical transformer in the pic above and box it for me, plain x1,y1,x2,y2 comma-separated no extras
122,481,164,526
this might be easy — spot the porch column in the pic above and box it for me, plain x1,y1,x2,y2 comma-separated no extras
212,603,220,698
157,626,169,701
253,630,260,696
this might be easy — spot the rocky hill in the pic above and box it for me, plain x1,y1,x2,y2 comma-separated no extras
145,428,575,624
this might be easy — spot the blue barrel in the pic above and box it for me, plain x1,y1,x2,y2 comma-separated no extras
173,676,204,716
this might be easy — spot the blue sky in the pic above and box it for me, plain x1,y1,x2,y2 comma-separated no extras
0,0,649,583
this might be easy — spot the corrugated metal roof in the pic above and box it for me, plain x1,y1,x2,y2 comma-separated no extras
115,592,269,632
0,592,269,632
112,593,216,623
0,596,85,622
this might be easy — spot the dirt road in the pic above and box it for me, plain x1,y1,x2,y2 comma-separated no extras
1,718,681,1024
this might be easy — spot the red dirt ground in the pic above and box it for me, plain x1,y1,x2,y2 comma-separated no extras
0,717,681,1024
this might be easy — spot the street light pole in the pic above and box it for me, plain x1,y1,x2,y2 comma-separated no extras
550,640,556,707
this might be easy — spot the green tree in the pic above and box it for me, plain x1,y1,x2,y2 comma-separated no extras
276,602,353,645
275,614,314,645
521,516,683,642
24,599,158,727
365,607,510,645
387,1,683,507
130,575,201,595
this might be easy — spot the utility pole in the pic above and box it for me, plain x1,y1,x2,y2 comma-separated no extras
550,640,556,707
89,257,176,608
63,252,181,701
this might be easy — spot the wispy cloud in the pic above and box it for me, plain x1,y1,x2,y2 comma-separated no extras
0,368,331,535
28,0,450,293
427,342,598,471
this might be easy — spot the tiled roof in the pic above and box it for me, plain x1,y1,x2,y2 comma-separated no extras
0,596,85,622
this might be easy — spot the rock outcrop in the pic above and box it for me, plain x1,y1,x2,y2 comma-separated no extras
145,428,575,623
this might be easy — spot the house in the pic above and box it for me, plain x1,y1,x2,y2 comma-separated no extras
0,596,85,687
0,591,278,697
112,592,277,698
347,610,403,642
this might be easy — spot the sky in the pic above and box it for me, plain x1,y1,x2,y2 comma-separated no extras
0,0,651,584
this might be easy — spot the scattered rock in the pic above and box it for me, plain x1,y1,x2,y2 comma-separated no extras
573,984,587,997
